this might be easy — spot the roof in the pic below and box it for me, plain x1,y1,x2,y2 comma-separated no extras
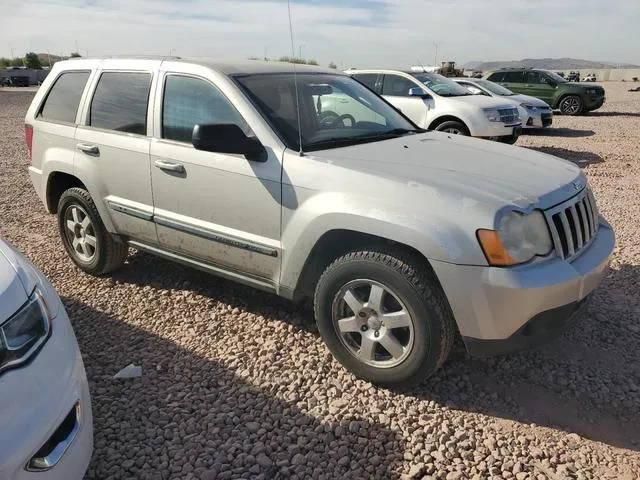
61,56,339,76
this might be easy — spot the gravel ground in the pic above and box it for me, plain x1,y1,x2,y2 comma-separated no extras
1,84,639,480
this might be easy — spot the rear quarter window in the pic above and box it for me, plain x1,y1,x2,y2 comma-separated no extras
89,72,152,135
38,71,91,123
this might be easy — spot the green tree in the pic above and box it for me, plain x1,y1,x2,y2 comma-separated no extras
10,57,24,67
69,52,82,58
24,52,42,69
328,61,337,69
307,59,318,66
0,57,10,68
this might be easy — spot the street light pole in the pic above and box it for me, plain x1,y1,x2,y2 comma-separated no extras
299,43,305,61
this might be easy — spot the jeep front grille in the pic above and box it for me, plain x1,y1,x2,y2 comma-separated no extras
545,188,599,261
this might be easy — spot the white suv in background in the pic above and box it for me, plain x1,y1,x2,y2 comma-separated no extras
347,68,522,144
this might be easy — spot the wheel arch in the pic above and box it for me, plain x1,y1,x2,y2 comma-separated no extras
46,171,87,213
427,115,470,135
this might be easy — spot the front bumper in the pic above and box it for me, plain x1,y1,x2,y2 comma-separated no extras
431,219,614,355
523,111,553,129
0,295,93,480
474,122,522,140
585,95,606,111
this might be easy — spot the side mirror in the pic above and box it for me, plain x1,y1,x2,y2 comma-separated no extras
192,124,266,161
408,87,431,99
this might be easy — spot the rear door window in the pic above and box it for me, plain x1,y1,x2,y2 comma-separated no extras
39,71,90,123
89,72,152,135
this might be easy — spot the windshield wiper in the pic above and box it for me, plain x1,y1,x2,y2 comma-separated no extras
304,128,425,151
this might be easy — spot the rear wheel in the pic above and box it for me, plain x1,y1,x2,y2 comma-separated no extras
58,187,128,275
434,120,469,136
559,95,584,116
314,248,456,387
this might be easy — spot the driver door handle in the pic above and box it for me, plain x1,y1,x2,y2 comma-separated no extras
154,160,185,174
76,143,100,157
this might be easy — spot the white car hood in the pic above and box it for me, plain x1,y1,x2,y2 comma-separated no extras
0,240,30,322
313,132,582,211
509,94,551,108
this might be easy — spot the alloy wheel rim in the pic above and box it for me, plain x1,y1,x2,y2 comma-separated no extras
64,205,97,262
444,127,463,134
331,279,415,368
563,98,581,114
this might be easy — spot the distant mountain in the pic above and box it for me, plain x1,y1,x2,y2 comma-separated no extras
471,58,639,71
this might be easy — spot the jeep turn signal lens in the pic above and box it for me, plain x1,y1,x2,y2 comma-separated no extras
477,229,516,266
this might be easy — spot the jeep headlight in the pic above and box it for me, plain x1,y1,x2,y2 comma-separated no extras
586,88,597,95
477,210,553,266
483,108,502,122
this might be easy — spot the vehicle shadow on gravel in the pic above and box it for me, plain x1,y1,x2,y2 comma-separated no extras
526,146,604,167
524,128,595,138
63,295,405,480
409,264,640,452
586,111,640,118
107,252,640,453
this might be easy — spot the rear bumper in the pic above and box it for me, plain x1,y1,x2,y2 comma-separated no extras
431,219,614,355
28,166,48,212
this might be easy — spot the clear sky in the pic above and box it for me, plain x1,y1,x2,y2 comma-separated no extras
2,0,639,67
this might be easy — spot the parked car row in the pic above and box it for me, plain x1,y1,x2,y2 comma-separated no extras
22,58,614,399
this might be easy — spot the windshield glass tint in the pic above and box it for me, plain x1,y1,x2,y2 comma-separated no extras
544,71,568,83
411,73,471,97
235,73,417,152
473,79,515,96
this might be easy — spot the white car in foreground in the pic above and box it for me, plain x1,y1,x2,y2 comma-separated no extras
453,78,553,129
0,239,92,479
347,68,522,144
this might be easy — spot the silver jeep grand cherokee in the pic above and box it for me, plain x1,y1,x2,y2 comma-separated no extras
25,57,614,386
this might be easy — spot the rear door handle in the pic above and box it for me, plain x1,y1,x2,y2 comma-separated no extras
76,143,100,156
154,160,185,173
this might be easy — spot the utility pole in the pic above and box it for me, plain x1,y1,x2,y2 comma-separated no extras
264,46,268,61
433,42,438,66
47,50,52,68
169,48,175,56
299,43,305,61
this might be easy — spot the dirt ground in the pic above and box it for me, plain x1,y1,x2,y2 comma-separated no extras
0,82,639,480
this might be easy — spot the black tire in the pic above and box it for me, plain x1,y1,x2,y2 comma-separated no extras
500,135,519,145
314,248,456,387
559,95,584,116
57,187,128,275
434,120,469,136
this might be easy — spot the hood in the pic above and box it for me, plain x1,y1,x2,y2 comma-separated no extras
509,94,551,108
442,94,518,110
0,240,31,322
312,132,582,212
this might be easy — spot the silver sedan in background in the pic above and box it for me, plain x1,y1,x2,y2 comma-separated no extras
454,77,554,129
0,238,92,479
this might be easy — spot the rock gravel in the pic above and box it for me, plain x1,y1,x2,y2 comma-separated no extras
1,83,639,479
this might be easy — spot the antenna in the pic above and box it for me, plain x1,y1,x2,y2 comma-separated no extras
287,0,304,156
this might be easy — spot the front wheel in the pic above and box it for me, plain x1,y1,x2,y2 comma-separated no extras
434,120,469,136
559,95,584,116
314,249,456,387
58,187,128,275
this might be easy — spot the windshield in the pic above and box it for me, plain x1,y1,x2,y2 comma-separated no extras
235,73,420,152
544,71,568,83
411,73,471,97
471,79,515,96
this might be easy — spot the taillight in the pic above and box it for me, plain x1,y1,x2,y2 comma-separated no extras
25,124,33,161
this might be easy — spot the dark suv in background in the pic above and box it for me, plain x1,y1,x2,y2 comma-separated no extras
484,68,605,116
